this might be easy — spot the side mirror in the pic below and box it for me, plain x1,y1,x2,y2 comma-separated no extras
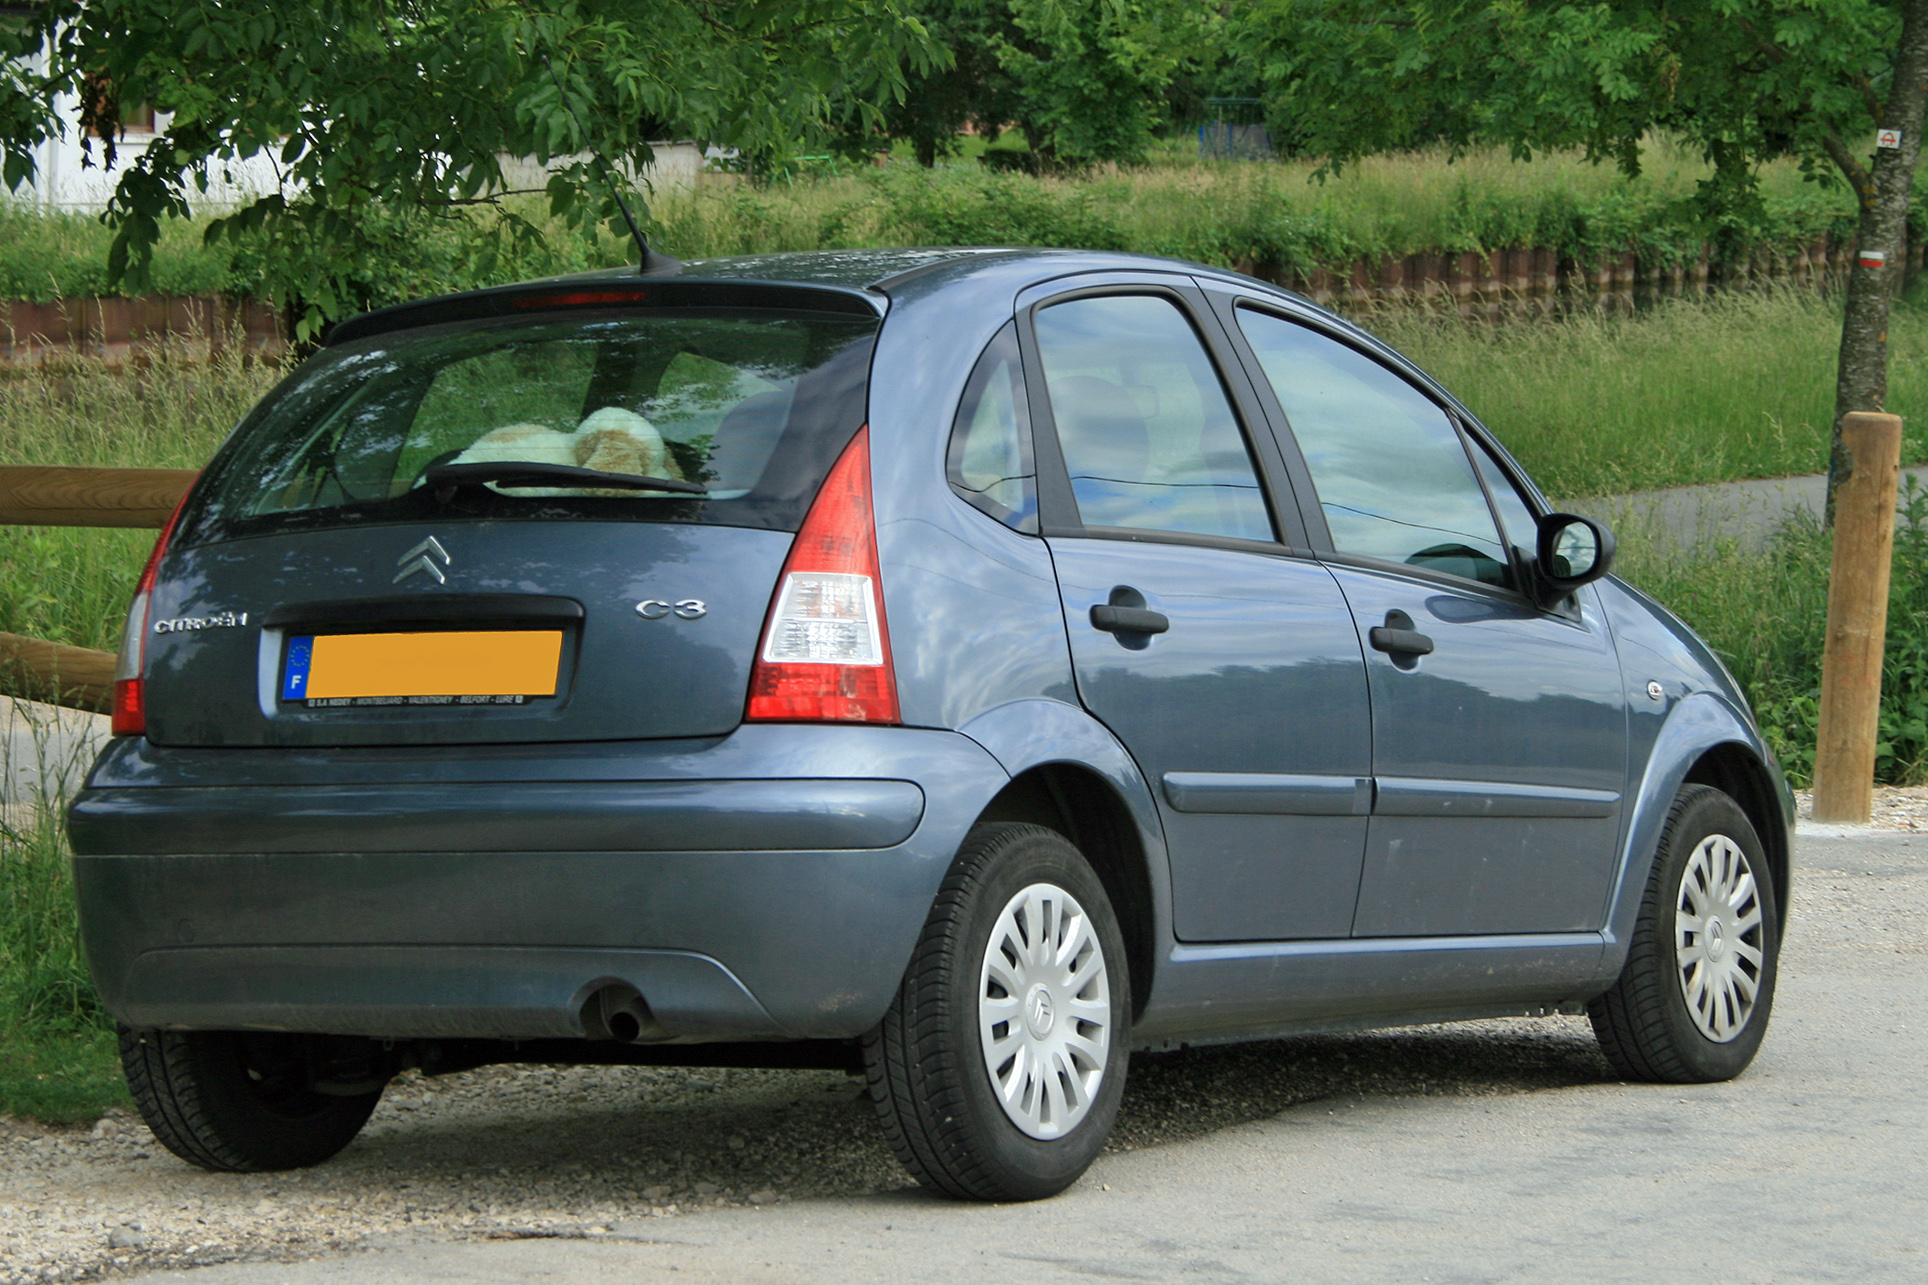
1533,513,1615,607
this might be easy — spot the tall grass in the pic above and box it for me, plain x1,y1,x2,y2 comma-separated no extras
1375,287,1928,498
1,701,128,1120
0,348,282,650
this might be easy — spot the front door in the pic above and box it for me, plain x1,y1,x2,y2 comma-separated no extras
1024,286,1374,942
1226,302,1628,937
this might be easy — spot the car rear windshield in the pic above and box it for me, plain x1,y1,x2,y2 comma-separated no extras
184,307,879,542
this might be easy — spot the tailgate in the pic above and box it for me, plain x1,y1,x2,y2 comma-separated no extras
143,521,790,747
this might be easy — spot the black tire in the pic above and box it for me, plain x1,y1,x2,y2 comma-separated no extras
864,823,1130,1201
120,1027,385,1172
1588,785,1780,1083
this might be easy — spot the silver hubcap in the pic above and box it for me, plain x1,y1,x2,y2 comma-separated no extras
1676,833,1766,1043
978,882,1111,1139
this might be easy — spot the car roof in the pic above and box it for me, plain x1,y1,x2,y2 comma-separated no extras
323,248,1287,347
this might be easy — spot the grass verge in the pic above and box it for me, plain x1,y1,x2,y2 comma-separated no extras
0,1027,126,1124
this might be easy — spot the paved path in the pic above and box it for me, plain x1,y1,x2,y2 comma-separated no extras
1577,464,1928,550
0,696,106,808
131,827,1928,1285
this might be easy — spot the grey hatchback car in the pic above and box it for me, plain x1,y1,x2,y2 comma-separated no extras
69,248,1791,1201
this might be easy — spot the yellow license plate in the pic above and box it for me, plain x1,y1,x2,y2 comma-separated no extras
281,631,562,704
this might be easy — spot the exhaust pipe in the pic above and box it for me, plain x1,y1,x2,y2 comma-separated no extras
580,982,667,1043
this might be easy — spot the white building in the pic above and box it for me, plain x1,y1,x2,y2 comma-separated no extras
15,87,705,214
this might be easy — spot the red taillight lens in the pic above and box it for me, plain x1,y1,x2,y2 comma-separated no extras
110,486,193,737
746,426,899,723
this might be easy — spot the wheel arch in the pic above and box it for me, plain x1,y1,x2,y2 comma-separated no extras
973,764,1157,1020
956,699,1173,1023
1602,692,1793,983
1682,741,1791,935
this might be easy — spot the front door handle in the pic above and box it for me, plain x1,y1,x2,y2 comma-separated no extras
1369,610,1433,656
1091,604,1170,634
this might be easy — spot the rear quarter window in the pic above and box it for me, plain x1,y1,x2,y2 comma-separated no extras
185,308,879,544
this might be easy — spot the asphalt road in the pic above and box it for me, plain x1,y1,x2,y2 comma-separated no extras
126,826,1928,1285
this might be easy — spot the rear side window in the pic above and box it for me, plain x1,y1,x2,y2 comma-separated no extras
1033,294,1273,543
947,322,1037,533
188,309,878,541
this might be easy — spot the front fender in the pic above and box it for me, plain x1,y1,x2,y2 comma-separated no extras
1594,690,1781,988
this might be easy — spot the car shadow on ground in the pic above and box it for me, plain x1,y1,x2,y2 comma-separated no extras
1112,1015,1614,1151
306,1016,1616,1208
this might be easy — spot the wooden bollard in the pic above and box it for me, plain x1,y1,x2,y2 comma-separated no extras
1812,411,1905,822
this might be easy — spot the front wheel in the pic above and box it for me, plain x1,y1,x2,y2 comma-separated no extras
1588,784,1780,1083
864,823,1130,1201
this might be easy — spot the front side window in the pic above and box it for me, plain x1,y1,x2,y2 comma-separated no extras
947,322,1037,532
1235,306,1510,587
1471,437,1540,564
189,309,879,542
1034,294,1274,543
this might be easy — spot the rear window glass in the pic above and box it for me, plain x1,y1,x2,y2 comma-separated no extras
185,308,878,541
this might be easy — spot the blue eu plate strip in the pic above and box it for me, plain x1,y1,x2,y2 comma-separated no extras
281,635,314,701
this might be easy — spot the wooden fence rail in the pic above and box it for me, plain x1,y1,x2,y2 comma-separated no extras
0,465,197,715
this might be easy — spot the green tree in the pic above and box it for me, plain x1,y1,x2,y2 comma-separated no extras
830,0,1023,167
834,0,1216,167
1242,0,1928,512
0,0,938,338
996,0,1210,164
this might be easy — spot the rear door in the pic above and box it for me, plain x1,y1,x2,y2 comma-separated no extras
145,298,878,747
1217,298,1628,937
1020,278,1374,943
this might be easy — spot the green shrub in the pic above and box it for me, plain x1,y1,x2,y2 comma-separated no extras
0,203,236,300
0,141,1887,310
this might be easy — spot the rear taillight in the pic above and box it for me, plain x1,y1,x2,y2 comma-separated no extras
746,426,899,723
111,488,193,737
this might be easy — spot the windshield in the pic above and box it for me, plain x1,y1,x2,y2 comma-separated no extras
186,308,879,541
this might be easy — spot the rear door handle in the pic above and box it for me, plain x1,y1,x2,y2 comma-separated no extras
1369,609,1433,656
1090,604,1170,634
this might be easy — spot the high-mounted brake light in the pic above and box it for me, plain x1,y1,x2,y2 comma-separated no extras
110,486,194,737
512,289,655,309
746,426,899,723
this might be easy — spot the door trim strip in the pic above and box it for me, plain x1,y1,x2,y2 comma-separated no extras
1373,776,1620,819
1162,771,1371,816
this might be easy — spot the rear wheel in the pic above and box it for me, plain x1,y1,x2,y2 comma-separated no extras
1588,785,1780,1083
864,823,1129,1201
120,1027,386,1172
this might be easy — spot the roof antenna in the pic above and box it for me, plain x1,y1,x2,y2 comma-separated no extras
542,53,680,276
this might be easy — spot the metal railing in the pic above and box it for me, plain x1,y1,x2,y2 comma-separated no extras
0,466,196,714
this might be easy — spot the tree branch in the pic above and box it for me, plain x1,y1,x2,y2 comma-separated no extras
1822,129,1876,206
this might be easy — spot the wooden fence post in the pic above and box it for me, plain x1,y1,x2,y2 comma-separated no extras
1812,411,1905,822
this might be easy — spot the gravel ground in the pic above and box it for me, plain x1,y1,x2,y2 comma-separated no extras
1794,782,1928,830
1,1014,1614,1281
9,787,1916,1285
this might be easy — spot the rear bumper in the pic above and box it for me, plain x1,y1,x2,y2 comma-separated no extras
68,724,1008,1042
